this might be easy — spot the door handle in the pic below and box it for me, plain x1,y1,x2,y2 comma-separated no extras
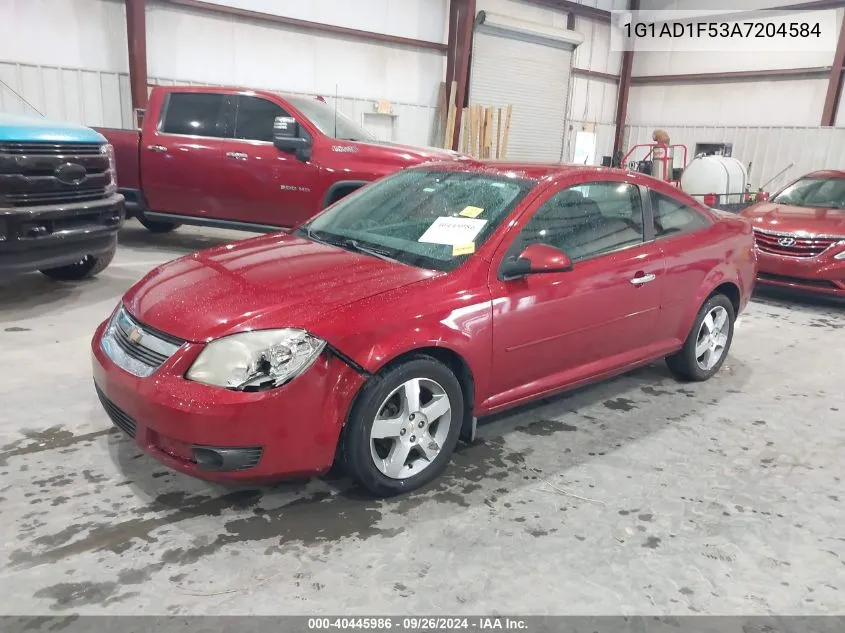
630,273,656,285
146,144,167,152
226,151,249,160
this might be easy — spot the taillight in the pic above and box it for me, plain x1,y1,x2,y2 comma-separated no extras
702,193,718,207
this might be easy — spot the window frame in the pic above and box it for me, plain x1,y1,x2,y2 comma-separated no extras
157,91,236,140
497,179,656,279
649,188,713,240
233,94,298,144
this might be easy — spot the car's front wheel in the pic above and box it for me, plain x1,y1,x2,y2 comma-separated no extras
666,293,735,381
138,216,181,233
342,356,464,497
40,244,116,281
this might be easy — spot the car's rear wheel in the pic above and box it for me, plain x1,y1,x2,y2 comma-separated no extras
666,294,735,382
138,216,181,233
342,356,464,497
40,244,116,281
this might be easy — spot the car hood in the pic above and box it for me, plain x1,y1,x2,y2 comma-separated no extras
122,233,439,343
353,139,469,165
0,112,106,143
741,201,845,235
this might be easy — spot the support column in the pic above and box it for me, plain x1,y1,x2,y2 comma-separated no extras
821,11,845,126
451,0,476,150
613,0,638,155
126,0,149,122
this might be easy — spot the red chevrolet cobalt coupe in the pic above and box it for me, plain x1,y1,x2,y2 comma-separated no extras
740,170,845,298
92,162,756,496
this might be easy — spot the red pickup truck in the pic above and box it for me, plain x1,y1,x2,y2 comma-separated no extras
97,86,463,233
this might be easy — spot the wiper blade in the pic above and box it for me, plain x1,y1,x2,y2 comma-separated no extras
339,238,399,262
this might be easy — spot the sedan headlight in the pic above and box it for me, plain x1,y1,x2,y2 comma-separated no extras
834,242,845,260
186,329,326,390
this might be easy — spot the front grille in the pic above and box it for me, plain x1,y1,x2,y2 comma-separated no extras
101,307,185,378
758,272,839,289
112,319,171,367
95,386,137,438
754,229,841,258
0,142,111,207
0,142,103,155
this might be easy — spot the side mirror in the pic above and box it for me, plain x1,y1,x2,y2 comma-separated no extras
500,243,573,280
273,116,312,161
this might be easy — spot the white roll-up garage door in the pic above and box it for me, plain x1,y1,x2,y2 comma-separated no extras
469,11,583,163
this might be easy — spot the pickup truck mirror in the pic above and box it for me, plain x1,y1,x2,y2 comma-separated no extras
273,116,312,161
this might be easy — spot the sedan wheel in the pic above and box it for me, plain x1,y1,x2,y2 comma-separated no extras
342,355,464,497
694,306,730,371
666,293,735,382
369,378,452,480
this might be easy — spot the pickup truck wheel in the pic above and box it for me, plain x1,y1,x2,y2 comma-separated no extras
341,355,464,497
40,244,116,281
666,294,735,382
139,217,181,233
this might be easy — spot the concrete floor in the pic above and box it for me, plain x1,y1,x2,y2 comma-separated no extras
0,220,843,616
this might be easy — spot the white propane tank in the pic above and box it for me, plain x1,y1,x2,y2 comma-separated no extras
680,155,748,207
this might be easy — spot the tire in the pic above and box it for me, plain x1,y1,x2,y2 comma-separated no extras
40,244,116,281
138,216,181,233
666,293,735,382
341,355,465,497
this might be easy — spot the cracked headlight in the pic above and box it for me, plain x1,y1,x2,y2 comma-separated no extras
186,329,326,390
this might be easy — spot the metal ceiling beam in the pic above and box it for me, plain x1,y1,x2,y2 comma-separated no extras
157,0,448,53
573,68,619,83
126,0,149,114
821,11,845,125
522,0,612,23
614,0,637,155
634,67,832,84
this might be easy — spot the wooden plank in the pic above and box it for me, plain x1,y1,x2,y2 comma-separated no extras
500,105,513,159
484,107,494,159
461,107,470,153
469,105,479,158
443,80,457,149
495,107,503,159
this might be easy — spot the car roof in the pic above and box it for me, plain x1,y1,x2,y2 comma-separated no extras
803,169,845,179
415,160,644,183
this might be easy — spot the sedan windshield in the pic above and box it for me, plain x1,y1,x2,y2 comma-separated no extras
772,177,845,209
284,94,375,142
297,170,534,272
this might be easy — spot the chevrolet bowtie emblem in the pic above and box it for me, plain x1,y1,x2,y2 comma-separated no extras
127,327,143,343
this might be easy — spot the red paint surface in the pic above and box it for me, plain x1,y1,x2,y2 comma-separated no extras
93,163,757,482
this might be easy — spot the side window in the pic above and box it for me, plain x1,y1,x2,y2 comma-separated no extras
650,190,710,238
509,181,644,262
160,93,230,138
235,95,289,142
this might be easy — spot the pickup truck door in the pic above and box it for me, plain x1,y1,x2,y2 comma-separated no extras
214,95,321,228
140,91,233,219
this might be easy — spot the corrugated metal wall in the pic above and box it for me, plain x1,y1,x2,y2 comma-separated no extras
624,124,845,192
0,61,439,146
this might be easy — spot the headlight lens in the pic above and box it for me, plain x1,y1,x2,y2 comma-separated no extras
101,143,117,194
834,242,845,260
186,329,326,390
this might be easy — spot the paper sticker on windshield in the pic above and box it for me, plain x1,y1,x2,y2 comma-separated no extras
458,205,485,218
452,243,476,256
418,217,487,246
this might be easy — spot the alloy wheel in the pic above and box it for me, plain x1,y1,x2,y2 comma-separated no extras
695,305,730,371
369,377,452,480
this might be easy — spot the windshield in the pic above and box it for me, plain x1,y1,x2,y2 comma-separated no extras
772,177,845,209
296,169,534,272
283,94,375,142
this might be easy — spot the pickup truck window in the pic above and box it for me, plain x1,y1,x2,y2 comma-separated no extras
161,93,231,138
235,95,291,143
284,94,375,142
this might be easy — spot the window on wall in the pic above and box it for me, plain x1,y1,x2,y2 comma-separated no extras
160,93,231,138
650,190,711,238
510,181,645,262
235,95,290,143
